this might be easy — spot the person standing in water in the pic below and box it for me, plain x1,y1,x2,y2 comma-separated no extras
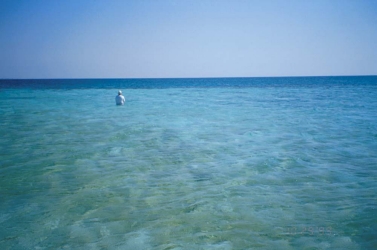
115,90,125,105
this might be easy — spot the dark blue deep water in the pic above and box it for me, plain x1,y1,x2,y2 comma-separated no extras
1,75,376,89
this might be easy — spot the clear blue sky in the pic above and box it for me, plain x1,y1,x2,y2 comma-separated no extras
0,0,376,79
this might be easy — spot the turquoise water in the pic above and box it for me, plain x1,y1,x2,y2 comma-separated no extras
1,77,377,249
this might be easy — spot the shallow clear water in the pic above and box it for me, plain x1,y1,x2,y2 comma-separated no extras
1,77,377,249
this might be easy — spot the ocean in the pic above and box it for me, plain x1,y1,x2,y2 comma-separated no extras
0,76,376,249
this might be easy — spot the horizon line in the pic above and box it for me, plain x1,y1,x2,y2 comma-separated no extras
1,74,376,80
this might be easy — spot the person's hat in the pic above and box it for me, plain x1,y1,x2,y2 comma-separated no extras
118,90,122,95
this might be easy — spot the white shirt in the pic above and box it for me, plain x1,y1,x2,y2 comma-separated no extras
115,94,125,105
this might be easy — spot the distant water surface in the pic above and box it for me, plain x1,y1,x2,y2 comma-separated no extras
0,76,376,249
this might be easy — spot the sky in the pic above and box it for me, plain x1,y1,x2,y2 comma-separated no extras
0,0,376,79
